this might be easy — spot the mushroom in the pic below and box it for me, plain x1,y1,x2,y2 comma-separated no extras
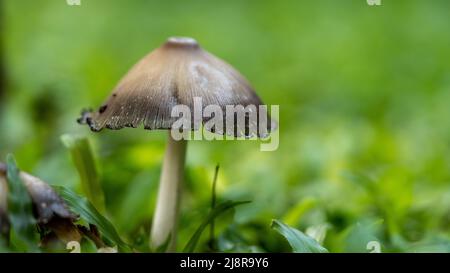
0,162,116,249
0,162,80,245
0,162,78,225
0,164,9,239
78,37,275,251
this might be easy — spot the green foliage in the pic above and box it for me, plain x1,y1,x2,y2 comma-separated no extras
271,220,328,253
54,186,129,252
343,220,383,253
209,165,220,249
5,155,39,252
61,134,105,213
183,201,250,253
282,197,317,226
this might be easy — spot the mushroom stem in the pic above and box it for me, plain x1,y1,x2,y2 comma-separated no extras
150,133,187,252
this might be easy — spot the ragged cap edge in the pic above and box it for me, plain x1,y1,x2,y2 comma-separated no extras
77,108,278,138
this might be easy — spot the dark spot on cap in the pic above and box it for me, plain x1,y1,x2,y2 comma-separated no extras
99,105,108,114
112,93,117,97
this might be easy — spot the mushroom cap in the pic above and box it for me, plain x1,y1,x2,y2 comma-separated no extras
0,162,78,225
79,37,275,137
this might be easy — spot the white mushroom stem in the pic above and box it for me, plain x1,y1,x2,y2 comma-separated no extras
150,133,187,252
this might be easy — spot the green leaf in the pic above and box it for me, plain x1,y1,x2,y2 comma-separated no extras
54,186,129,252
6,154,39,252
209,164,220,250
271,219,328,253
61,134,105,213
282,197,317,226
344,220,383,253
116,171,157,234
183,200,250,253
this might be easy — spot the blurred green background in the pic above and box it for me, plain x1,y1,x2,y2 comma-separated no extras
1,0,450,252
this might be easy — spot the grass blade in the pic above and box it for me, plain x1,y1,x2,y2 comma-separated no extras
54,186,129,252
183,200,250,253
209,164,219,250
61,134,105,213
271,219,328,253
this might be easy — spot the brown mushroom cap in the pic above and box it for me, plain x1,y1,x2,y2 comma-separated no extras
78,37,275,137
0,162,77,225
